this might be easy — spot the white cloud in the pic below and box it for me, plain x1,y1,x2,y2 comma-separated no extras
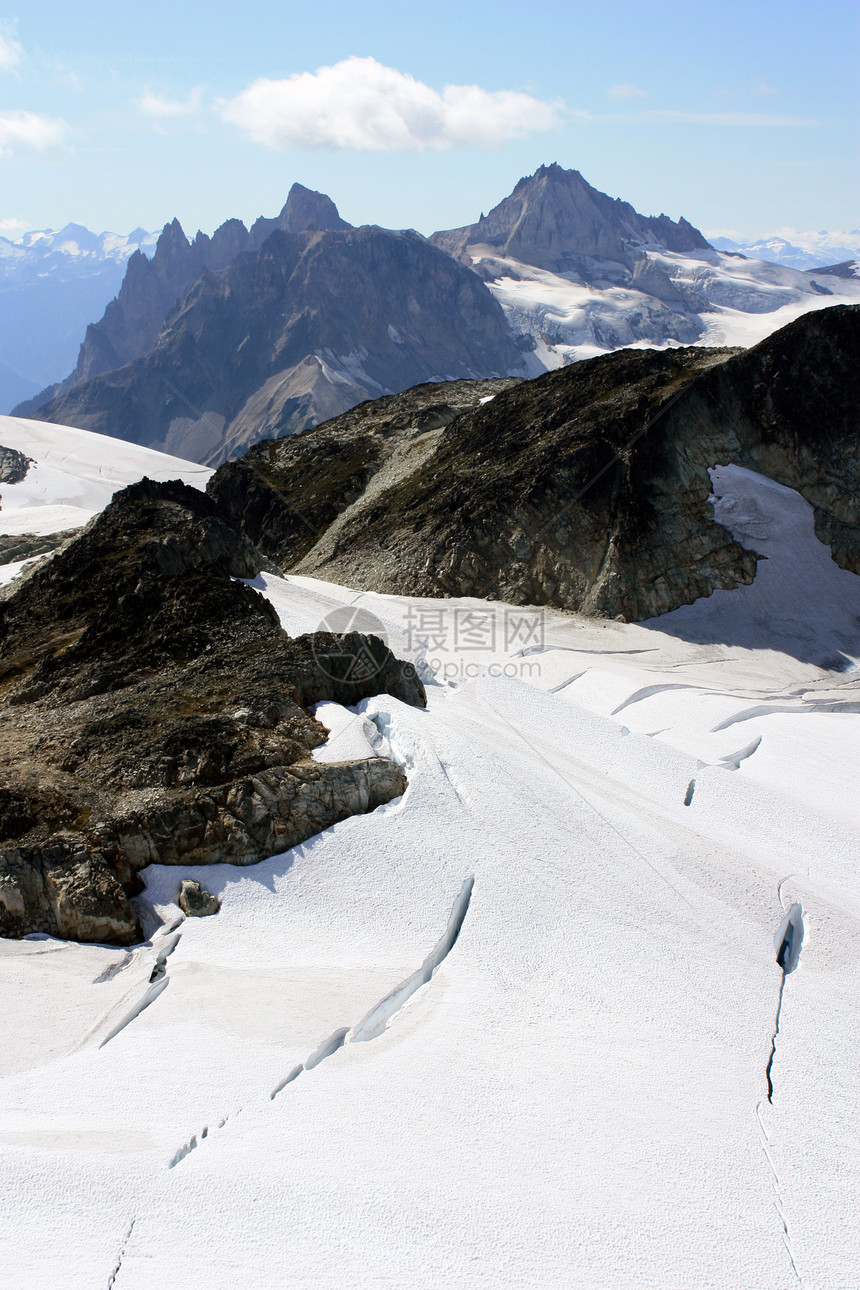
756,80,778,97
138,87,203,119
608,83,647,101
0,110,68,154
218,56,558,151
0,216,28,235
0,27,23,72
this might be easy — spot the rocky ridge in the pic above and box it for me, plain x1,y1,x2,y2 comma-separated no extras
0,478,424,944
23,226,524,465
15,185,351,417
208,306,860,622
12,166,859,473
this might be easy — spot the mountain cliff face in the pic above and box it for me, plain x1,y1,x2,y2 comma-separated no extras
26,225,525,465
431,163,711,274
208,306,860,623
15,185,350,417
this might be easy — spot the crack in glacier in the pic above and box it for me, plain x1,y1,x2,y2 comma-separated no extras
720,735,762,771
755,1103,803,1285
351,876,474,1042
269,875,474,1098
766,903,803,1104
169,877,475,1166
168,1134,198,1169
99,930,182,1049
106,1216,135,1289
610,682,696,716
764,975,785,1104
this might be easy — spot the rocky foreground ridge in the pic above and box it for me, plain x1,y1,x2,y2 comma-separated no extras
209,306,860,621
0,480,424,944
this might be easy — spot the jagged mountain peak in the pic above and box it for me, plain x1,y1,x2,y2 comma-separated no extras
249,182,351,248
25,220,525,464
155,216,192,255
431,163,711,272
14,185,353,412
279,182,351,233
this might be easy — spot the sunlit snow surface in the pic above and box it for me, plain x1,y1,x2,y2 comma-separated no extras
476,247,860,368
0,434,859,1287
0,414,211,539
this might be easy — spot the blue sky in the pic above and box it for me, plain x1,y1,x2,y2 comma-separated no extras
0,0,857,240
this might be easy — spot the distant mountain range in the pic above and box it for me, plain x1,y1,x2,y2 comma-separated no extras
710,229,860,271
11,168,860,463
0,224,156,412
18,185,521,464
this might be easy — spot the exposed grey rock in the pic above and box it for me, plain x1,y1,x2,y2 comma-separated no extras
177,879,220,917
0,444,31,485
0,529,80,565
431,163,711,275
0,837,137,943
13,185,354,419
207,377,522,564
807,260,860,280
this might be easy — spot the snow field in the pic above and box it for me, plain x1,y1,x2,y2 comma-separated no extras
0,414,211,536
0,434,857,1285
475,247,860,367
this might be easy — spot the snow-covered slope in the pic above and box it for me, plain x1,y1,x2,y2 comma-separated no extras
477,244,860,369
0,450,857,1287
0,414,211,543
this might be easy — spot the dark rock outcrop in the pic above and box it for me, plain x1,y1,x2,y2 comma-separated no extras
0,478,424,944
0,444,31,486
208,305,860,621
23,226,525,465
207,377,522,567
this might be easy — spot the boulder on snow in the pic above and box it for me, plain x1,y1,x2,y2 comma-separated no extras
0,444,31,486
178,879,220,917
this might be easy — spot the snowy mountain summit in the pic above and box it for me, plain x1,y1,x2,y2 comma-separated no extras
433,164,860,369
